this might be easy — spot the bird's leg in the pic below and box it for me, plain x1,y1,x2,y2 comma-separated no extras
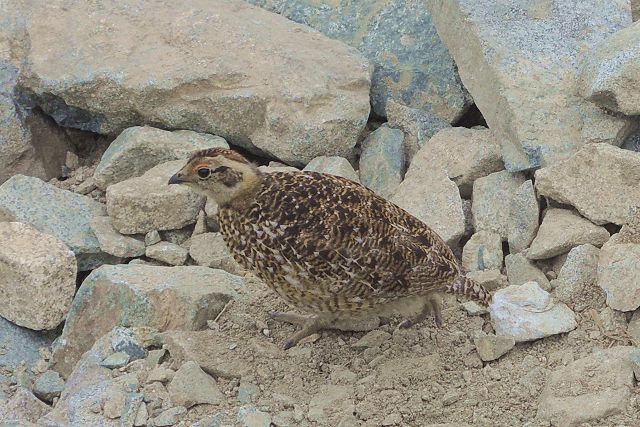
399,294,443,329
270,311,329,350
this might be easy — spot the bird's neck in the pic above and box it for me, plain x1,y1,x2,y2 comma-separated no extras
225,171,264,211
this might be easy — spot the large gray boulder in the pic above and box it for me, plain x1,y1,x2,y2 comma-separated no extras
426,0,633,171
246,0,471,121
15,0,371,166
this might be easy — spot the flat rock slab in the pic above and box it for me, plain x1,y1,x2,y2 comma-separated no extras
490,281,577,342
579,21,640,116
358,126,404,199
553,244,600,310
527,208,609,260
106,160,205,234
0,175,119,270
597,242,640,312
537,346,638,426
0,222,76,330
426,0,633,171
93,126,228,190
246,0,471,121
16,0,371,165
535,144,640,225
51,265,241,378
168,361,224,408
90,216,145,258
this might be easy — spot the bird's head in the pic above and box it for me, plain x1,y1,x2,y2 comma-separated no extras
168,148,263,208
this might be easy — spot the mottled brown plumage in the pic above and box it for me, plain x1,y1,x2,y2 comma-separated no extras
169,148,491,349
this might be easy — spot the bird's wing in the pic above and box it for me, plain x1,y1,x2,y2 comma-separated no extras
266,172,460,299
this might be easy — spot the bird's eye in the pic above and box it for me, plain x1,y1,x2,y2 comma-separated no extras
196,168,211,179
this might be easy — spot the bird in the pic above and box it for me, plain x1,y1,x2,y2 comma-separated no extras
169,148,491,350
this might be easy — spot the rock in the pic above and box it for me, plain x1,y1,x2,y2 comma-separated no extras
537,347,638,425
578,22,640,116
90,216,145,258
474,335,515,362
0,175,119,270
597,242,640,312
32,370,65,403
507,180,539,253
472,170,526,240
385,100,451,160
204,198,220,232
17,0,371,166
461,199,474,238
0,317,55,394
246,1,469,120
390,166,464,247
106,160,206,234
161,330,251,379
192,210,207,237
238,405,272,427
168,361,223,408
0,222,76,330
352,330,391,349
490,282,577,342
505,253,550,291
100,352,130,370
527,209,609,260
461,231,503,272
145,242,188,266
413,127,503,198
51,265,240,378
553,244,600,310
110,328,150,361
189,233,242,274
303,156,360,183
94,126,228,190
153,406,187,427
462,301,489,316
308,385,353,423
465,269,508,291
634,1,640,22
358,127,404,198
629,311,640,343
0,388,50,424
134,402,148,427
535,144,640,225
144,230,161,246
102,385,127,419
146,367,175,384
427,0,633,171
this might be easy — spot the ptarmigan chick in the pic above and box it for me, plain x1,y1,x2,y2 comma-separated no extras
169,148,491,349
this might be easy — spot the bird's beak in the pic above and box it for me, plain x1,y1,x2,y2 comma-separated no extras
168,173,185,185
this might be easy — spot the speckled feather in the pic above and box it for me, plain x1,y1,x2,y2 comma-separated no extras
217,170,490,314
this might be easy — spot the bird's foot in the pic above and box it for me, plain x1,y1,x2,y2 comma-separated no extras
398,295,443,329
270,311,325,350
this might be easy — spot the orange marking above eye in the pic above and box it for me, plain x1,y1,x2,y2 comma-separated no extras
194,163,209,170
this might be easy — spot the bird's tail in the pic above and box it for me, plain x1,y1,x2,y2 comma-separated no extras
446,275,492,306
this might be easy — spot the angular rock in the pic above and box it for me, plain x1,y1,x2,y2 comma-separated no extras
238,405,272,427
466,269,508,291
472,170,526,240
100,352,130,370
553,244,600,310
474,335,515,362
303,156,360,183
490,281,577,342
628,310,640,343
352,330,391,350
246,1,470,121
537,347,638,425
597,242,640,312
386,100,451,160
505,253,550,291
33,370,65,403
0,175,118,270
427,0,633,171
508,180,539,253
413,127,503,198
146,367,175,384
308,385,354,424
527,209,609,260
390,166,464,247
154,406,187,427
535,144,640,225
145,242,188,266
94,126,228,190
358,127,404,198
51,265,240,378
90,216,145,258
106,160,206,234
17,0,371,166
461,231,503,272
189,233,242,275
462,301,489,316
579,22,640,116
168,361,223,408
0,222,76,330
144,230,161,246
0,388,51,424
